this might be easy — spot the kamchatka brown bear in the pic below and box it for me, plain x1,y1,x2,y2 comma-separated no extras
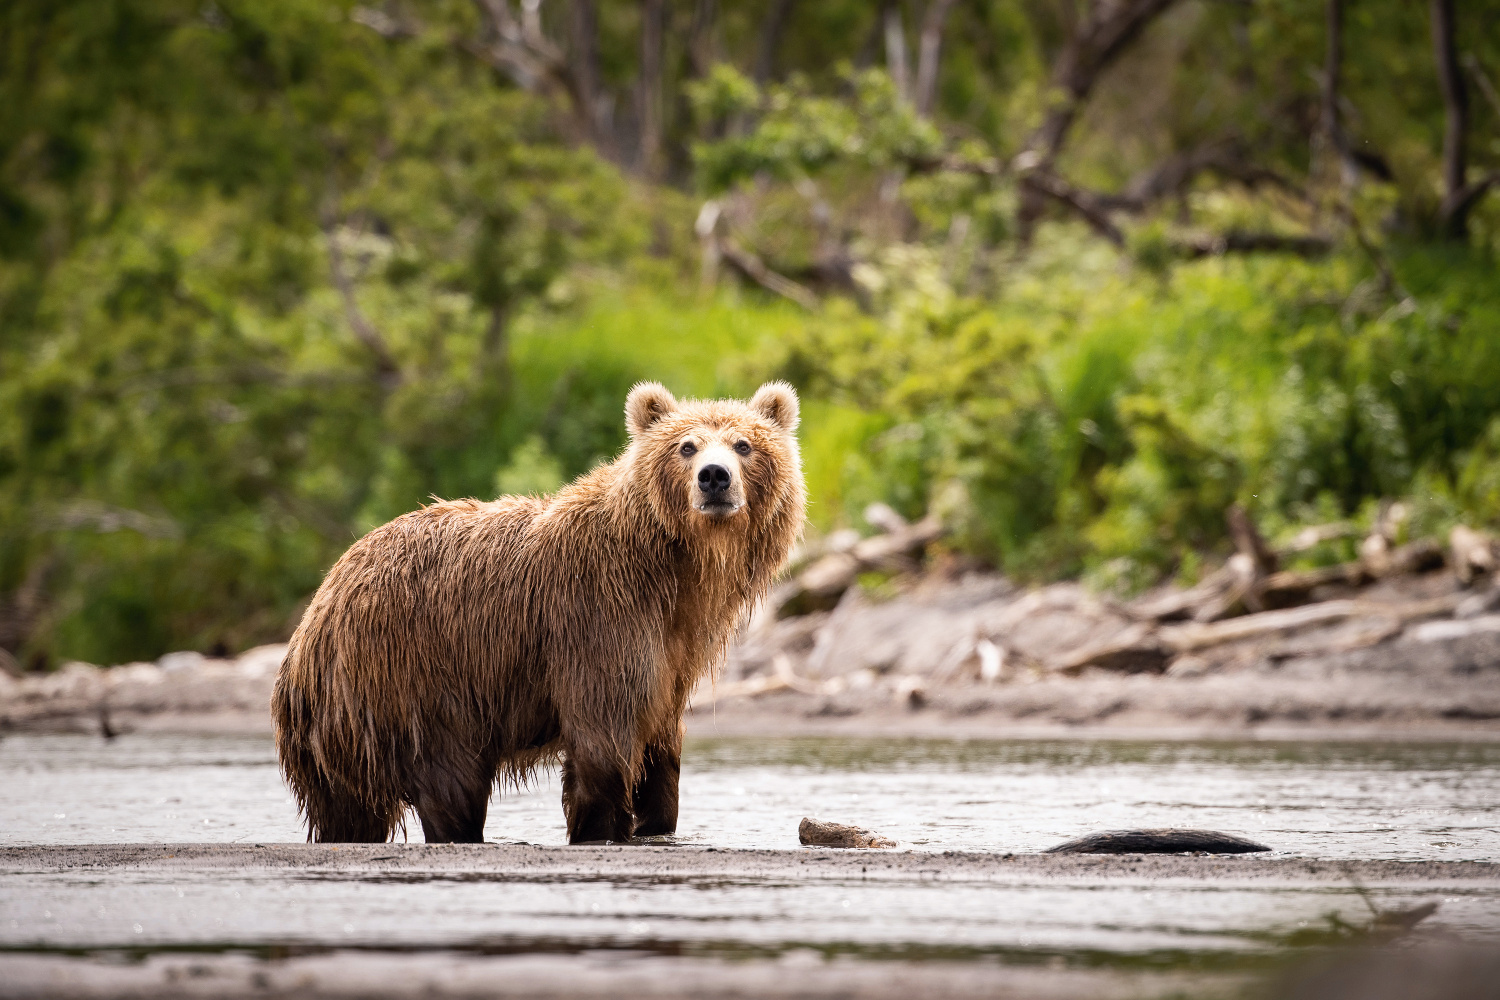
271,381,804,844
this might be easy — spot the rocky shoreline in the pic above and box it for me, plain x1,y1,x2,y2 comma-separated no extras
4,566,1498,739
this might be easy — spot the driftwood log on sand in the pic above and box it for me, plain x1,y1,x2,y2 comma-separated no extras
1044,829,1271,854
1133,505,1452,625
1057,593,1466,675
775,507,945,616
798,818,897,848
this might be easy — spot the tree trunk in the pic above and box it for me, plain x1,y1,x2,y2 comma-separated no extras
914,0,958,116
1430,0,1469,237
638,0,668,178
569,0,607,150
1317,0,1345,174
754,0,798,84
883,2,911,102
688,0,718,78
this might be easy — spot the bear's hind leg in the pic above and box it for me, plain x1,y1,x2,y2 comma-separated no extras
301,782,398,843
561,753,635,844
631,731,682,837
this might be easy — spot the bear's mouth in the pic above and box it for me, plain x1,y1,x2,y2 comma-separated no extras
696,499,742,517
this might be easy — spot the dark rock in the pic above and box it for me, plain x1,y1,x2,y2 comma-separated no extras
1044,828,1271,854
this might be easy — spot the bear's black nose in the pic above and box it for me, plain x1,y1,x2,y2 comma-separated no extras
698,463,732,494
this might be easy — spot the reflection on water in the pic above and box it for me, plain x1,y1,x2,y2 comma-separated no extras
1,733,1497,860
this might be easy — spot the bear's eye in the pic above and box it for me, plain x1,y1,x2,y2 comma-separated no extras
680,441,697,458
734,441,752,456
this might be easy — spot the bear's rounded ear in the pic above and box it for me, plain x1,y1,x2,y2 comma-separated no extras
750,381,799,431
626,381,679,438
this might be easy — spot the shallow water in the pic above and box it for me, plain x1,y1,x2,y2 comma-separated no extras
2,733,1498,860
3,733,1499,976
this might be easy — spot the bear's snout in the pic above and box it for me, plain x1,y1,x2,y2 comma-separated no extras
692,446,744,517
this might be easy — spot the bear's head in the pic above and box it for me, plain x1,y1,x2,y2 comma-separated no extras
625,381,804,544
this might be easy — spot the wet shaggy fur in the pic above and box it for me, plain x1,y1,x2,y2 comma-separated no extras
272,382,805,844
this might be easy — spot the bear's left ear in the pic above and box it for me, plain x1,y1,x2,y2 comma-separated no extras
750,381,799,432
626,381,679,438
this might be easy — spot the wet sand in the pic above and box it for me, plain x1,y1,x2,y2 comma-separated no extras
5,844,1498,1000
7,841,1499,881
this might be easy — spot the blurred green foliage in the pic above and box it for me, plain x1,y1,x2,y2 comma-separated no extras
767,240,1500,590
1,0,1498,666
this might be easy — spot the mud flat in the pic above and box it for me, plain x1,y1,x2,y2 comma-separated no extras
4,844,1499,999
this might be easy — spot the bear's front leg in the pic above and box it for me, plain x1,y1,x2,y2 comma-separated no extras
631,729,682,837
561,752,636,844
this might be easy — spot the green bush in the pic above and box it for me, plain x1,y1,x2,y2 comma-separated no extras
765,233,1500,586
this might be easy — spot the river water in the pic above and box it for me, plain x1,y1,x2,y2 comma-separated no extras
3,733,1498,860
4,730,1500,993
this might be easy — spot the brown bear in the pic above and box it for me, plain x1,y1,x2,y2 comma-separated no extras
271,381,804,844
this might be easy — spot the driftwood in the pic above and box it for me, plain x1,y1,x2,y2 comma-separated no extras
1044,828,1270,854
1162,594,1461,653
1060,593,1465,673
1053,623,1174,676
798,817,896,849
1407,614,1500,643
1450,525,1496,584
1135,529,1448,625
776,513,945,616
1259,539,1446,606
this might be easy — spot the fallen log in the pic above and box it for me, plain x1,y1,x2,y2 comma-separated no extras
1407,614,1500,643
1162,593,1461,653
799,817,896,849
1052,623,1174,676
1069,592,1465,670
1044,828,1271,854
776,514,944,617
1257,561,1366,604
1131,564,1237,621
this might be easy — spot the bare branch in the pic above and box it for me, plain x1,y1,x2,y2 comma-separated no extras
1027,0,1183,165
719,238,820,310
1173,230,1334,258
36,501,182,540
1447,172,1500,223
1020,171,1126,245
914,0,959,117
1465,52,1500,122
1106,141,1311,209
466,0,595,143
1016,0,1184,240
323,221,401,384
1330,201,1407,300
696,200,818,309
